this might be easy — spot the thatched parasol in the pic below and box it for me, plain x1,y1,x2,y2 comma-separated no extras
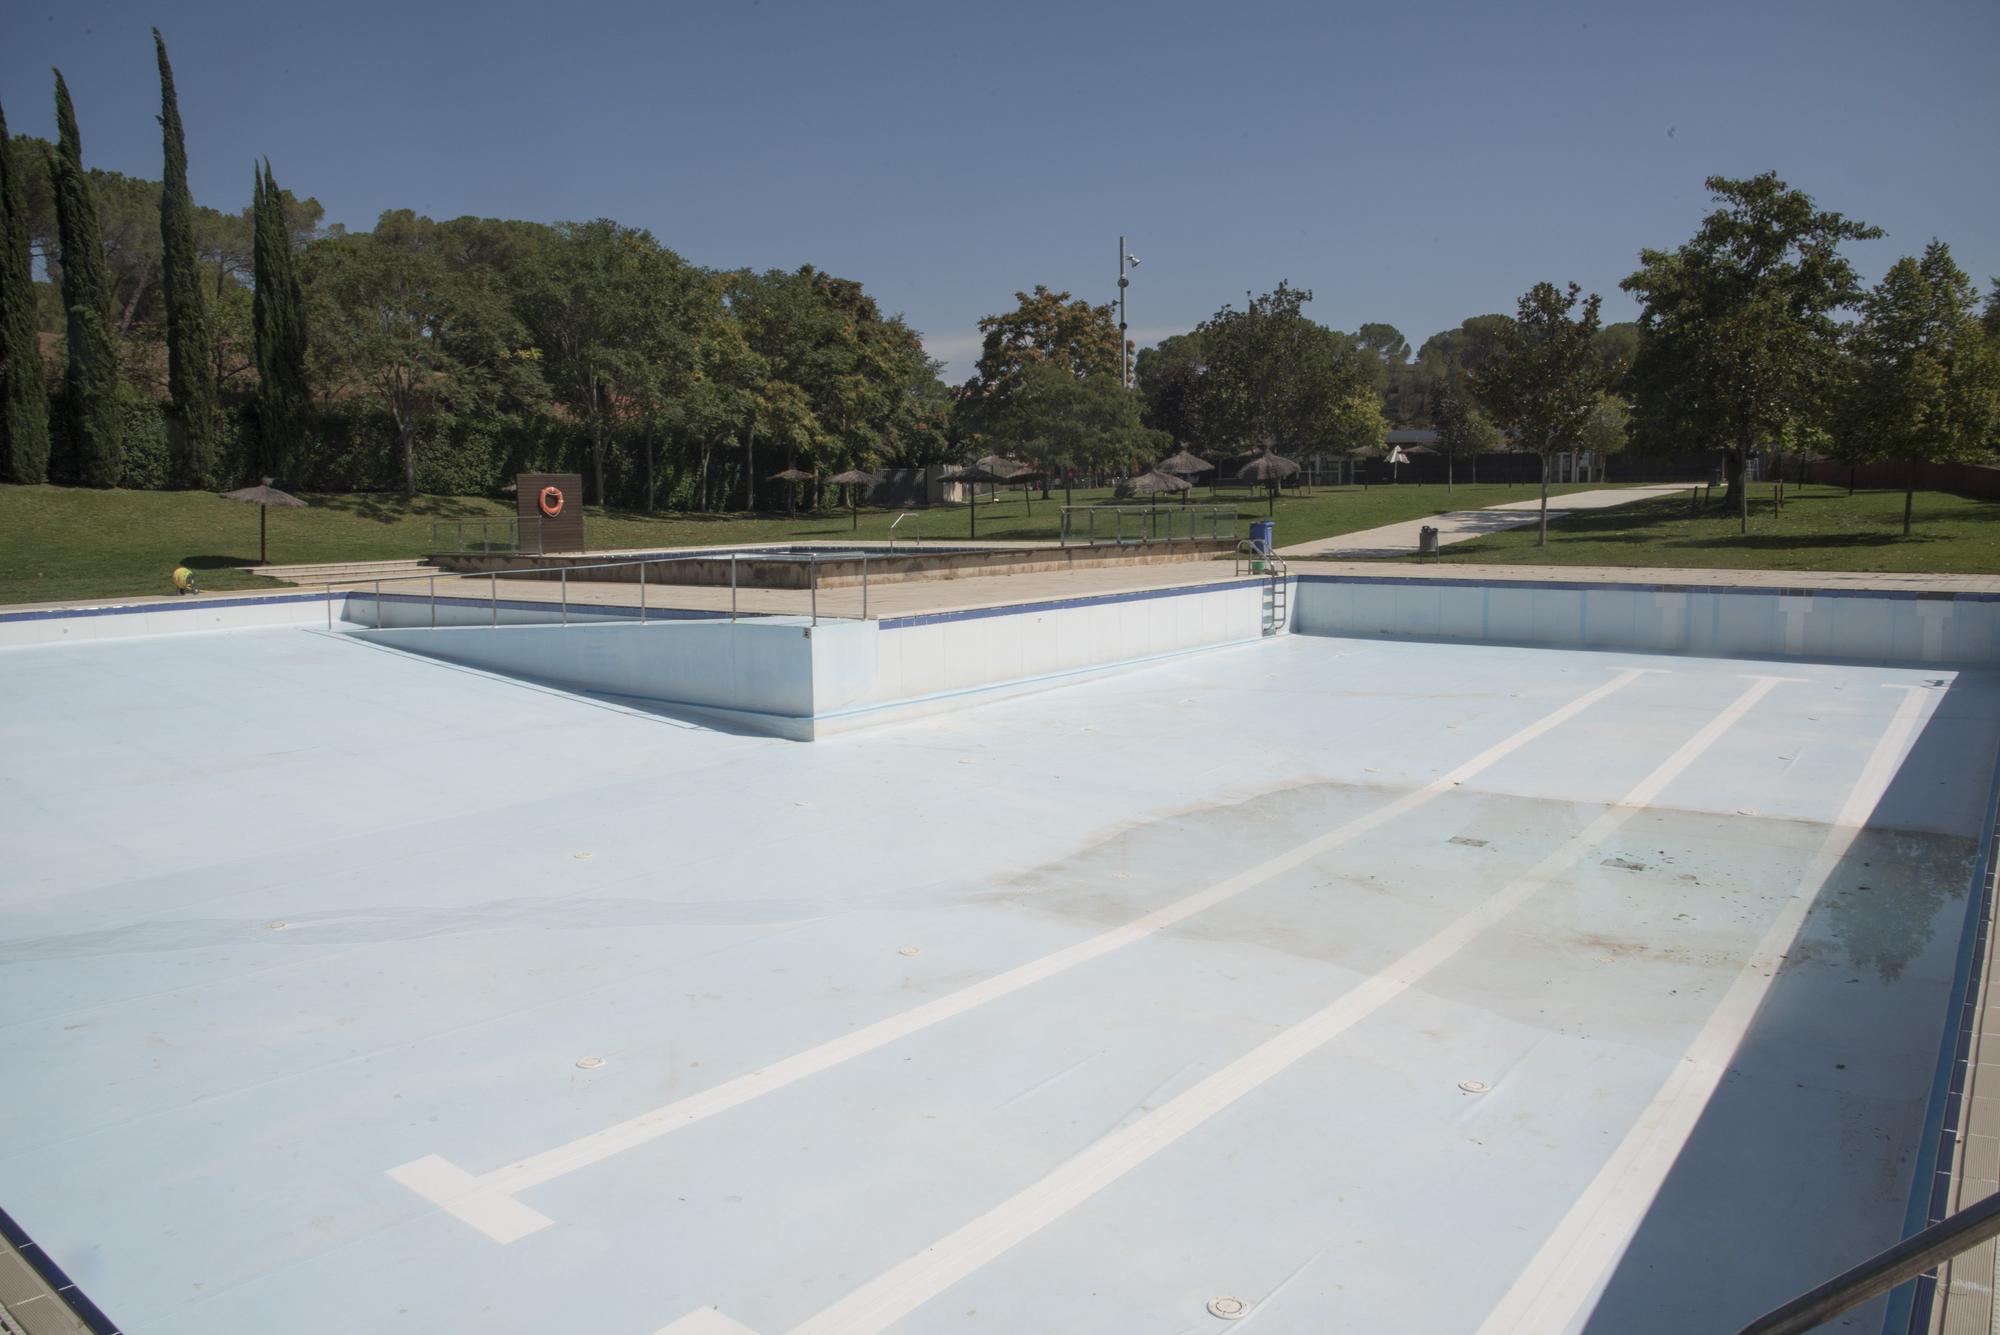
1233,451,1301,515
1156,447,1213,477
826,469,878,530
948,463,1014,537
769,467,814,515
218,477,306,565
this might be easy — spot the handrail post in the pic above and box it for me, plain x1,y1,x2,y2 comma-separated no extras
374,579,382,628
325,584,332,630
638,561,647,624
491,572,498,627
429,575,436,628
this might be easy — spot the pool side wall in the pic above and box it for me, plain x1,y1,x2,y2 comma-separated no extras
341,579,1274,738
1291,574,2000,667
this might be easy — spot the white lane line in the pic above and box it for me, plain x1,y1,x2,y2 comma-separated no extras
1475,682,1933,1335
391,667,1661,1243
654,674,1782,1335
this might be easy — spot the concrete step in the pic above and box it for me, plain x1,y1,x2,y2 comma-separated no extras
242,558,437,583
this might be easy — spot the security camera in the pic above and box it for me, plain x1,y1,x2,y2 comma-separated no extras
1128,255,1142,266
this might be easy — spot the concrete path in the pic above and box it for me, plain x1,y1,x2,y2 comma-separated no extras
1276,484,1689,557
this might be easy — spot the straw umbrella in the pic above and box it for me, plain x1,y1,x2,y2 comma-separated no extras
218,477,306,566
1234,450,1301,516
825,469,878,530
1120,469,1192,530
768,467,813,516
1155,447,1212,504
947,463,1012,538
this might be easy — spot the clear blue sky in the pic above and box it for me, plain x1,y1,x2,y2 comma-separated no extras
6,0,1996,381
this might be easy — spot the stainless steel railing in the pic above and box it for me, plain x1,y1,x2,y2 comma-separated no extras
318,551,870,631
1736,1191,2000,1333
1059,504,1238,548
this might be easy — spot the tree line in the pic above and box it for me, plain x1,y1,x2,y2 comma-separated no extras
1,36,1995,530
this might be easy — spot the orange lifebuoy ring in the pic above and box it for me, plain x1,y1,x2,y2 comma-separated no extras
538,486,565,518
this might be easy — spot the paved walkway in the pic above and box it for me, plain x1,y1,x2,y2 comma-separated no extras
14,544,1999,627
1276,484,1689,557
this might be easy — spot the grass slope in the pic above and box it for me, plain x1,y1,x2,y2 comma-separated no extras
0,480,1610,605
1418,484,2000,573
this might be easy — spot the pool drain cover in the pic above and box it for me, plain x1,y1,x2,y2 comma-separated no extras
575,1056,605,1070
1208,1296,1249,1319
1459,1079,1490,1094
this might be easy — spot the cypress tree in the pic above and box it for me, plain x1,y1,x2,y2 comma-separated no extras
252,160,308,479
50,70,120,487
154,29,217,487
0,98,51,484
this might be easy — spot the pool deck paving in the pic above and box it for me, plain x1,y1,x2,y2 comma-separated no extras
12,552,1999,631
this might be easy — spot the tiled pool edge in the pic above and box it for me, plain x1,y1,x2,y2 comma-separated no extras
1889,741,2000,1334
0,1204,121,1334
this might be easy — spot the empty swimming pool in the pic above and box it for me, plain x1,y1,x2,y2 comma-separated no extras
1,620,1995,1333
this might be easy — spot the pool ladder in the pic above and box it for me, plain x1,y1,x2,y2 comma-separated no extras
1235,542,1289,636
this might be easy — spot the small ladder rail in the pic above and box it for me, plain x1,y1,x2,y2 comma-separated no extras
1234,541,1289,636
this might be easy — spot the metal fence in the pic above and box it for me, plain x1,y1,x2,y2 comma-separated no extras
322,551,872,631
428,515,544,554
1058,504,1238,548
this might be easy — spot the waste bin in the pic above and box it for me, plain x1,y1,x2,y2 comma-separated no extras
1419,525,1440,556
1249,520,1274,554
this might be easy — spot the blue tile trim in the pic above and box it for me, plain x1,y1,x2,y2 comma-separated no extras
1292,572,2000,603
352,593,746,621
1881,734,2000,1334
0,591,333,623
0,1204,121,1333
879,576,1267,629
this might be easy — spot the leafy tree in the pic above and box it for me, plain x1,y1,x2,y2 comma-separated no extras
1840,241,2000,534
0,97,49,483
515,220,689,504
1595,322,1640,385
1133,331,1207,444
1472,281,1605,545
1191,282,1375,455
1408,314,1513,424
154,30,218,486
1622,172,1880,530
308,211,535,496
1352,323,1416,407
49,71,121,486
979,360,1147,502
726,264,931,508
1578,393,1631,478
1431,386,1501,488
956,285,1119,446
1356,322,1411,369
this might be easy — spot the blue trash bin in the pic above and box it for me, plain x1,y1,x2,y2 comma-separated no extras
1249,519,1274,555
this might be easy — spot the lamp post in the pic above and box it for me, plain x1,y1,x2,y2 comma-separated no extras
1117,237,1140,388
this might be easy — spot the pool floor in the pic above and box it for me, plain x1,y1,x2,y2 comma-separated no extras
1,629,1996,1333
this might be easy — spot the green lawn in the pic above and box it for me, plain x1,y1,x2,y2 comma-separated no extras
0,479,1613,605
1413,484,2000,573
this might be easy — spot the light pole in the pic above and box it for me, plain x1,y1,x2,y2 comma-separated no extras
1117,237,1140,388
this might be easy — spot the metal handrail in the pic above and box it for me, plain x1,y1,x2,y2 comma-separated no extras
1736,1191,2000,1334
1233,539,1288,579
1059,504,1237,548
316,550,870,630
